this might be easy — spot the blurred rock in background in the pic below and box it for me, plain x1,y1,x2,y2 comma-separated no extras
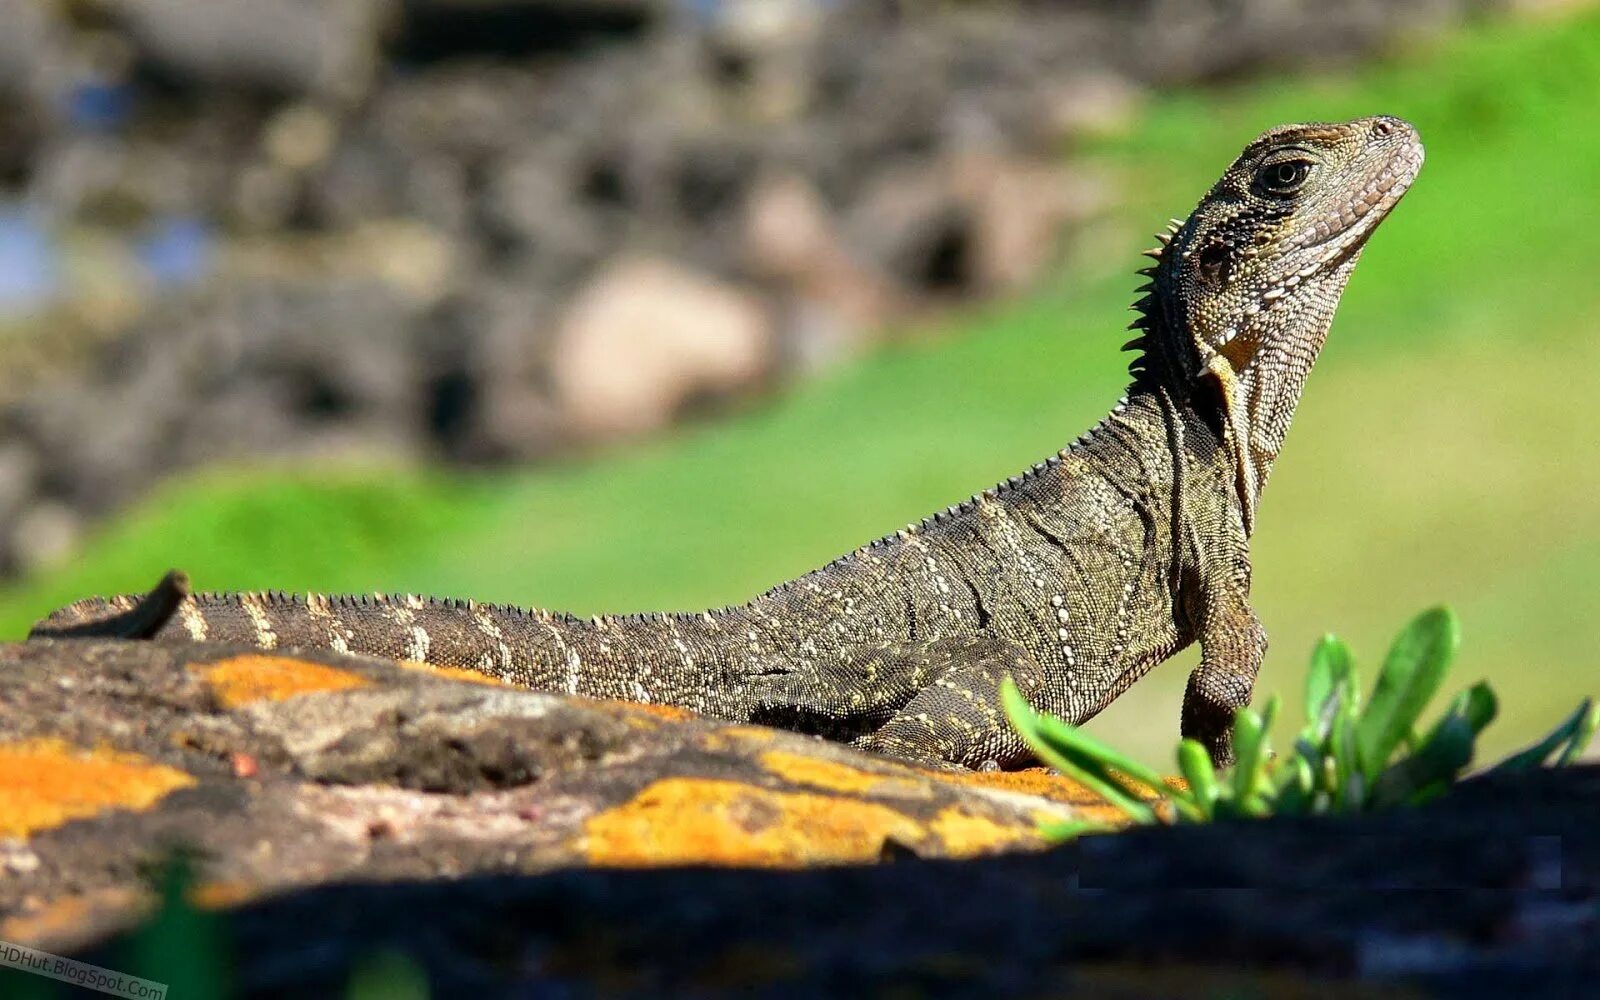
0,0,1491,576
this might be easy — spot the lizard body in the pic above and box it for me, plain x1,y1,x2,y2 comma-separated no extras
32,118,1423,769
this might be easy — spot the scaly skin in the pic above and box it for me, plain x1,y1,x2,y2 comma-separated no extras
31,118,1424,770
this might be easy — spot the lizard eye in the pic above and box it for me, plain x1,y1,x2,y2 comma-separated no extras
1255,159,1313,197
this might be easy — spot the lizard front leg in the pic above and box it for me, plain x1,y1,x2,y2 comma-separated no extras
1180,557,1266,768
855,636,1048,770
751,634,1048,770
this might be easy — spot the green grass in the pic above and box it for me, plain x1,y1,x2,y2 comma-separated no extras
6,10,1600,766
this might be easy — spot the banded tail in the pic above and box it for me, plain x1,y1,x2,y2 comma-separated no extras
26,568,732,714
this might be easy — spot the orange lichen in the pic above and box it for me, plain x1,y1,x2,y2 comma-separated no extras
933,767,1105,806
609,701,698,722
0,888,145,948
927,806,1042,854
699,726,779,752
758,750,927,798
397,660,512,687
0,739,197,838
188,879,257,910
199,655,371,708
583,778,930,867
937,767,1181,817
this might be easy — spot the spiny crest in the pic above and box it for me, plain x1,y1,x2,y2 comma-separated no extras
1123,220,1179,380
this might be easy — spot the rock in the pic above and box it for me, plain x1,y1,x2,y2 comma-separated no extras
0,639,1097,953
551,258,773,438
395,0,661,63
846,161,976,297
6,502,80,575
419,274,567,462
742,172,896,372
0,442,37,526
1040,72,1146,143
0,1,67,112
3,637,1597,993
102,0,391,102
952,151,1095,295
844,152,1090,299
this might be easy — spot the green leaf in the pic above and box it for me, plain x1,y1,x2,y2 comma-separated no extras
1306,633,1352,728
1494,698,1598,772
1177,739,1220,820
1371,713,1475,808
1333,705,1362,809
1001,679,1156,824
1230,703,1268,804
121,852,232,1000
1038,819,1114,842
1357,606,1460,780
1457,681,1499,735
1554,700,1599,767
348,950,430,1000
1028,710,1182,820
1031,710,1170,795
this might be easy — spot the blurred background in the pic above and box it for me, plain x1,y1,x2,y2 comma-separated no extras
0,0,1596,765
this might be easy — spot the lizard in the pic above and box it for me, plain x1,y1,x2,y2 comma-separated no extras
30,117,1423,771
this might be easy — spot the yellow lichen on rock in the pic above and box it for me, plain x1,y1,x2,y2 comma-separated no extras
935,767,1104,805
927,806,1044,854
758,750,926,798
188,879,258,910
199,654,372,708
0,738,196,838
397,660,513,687
583,778,929,867
583,775,1046,867
603,700,699,722
0,888,145,948
699,726,780,752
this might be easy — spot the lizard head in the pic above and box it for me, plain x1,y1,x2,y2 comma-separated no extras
1130,116,1423,530
1155,115,1424,378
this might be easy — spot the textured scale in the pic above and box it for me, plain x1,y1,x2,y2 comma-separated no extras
31,118,1424,770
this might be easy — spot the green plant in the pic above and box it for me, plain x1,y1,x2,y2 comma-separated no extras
1002,607,1599,834
121,852,232,1000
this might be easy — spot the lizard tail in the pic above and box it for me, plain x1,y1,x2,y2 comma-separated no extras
29,574,584,693
29,570,192,640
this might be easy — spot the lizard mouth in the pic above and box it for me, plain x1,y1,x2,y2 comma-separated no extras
1303,138,1425,272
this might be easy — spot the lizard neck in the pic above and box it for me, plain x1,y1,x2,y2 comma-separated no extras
1133,243,1358,528
1227,251,1360,498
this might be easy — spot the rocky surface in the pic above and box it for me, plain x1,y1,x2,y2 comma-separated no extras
0,638,1103,953
0,0,1512,577
1,639,1597,995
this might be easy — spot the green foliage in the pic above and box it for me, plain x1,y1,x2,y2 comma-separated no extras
347,950,431,1000
121,852,233,1000
1003,607,1599,832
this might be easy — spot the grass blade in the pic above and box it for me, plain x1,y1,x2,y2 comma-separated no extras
1039,819,1113,842
1177,738,1219,820
1371,713,1474,808
1554,699,1599,767
1357,606,1460,780
1031,710,1170,795
1457,681,1499,735
1001,679,1156,824
1493,698,1596,772
1230,703,1270,805
1306,634,1351,729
